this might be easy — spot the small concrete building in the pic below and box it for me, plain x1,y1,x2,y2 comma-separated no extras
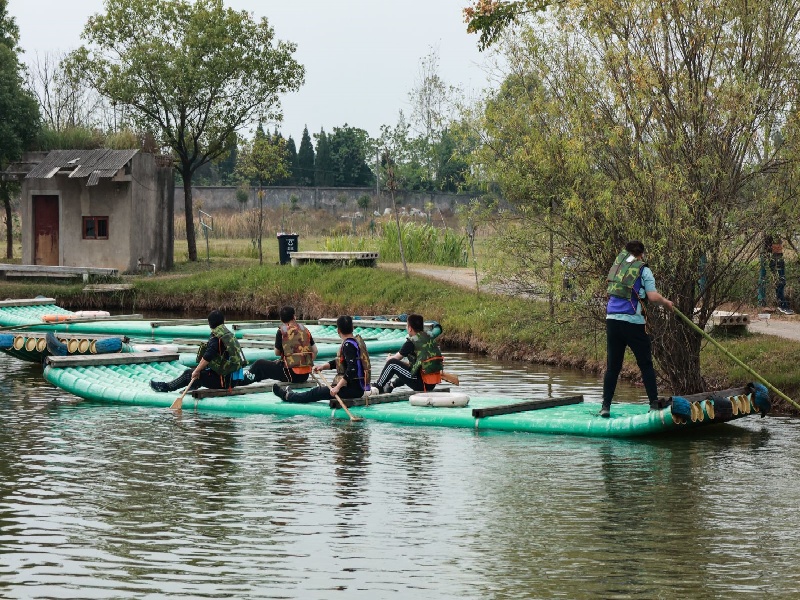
9,149,174,273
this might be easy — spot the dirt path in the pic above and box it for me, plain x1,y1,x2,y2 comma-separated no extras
382,263,800,341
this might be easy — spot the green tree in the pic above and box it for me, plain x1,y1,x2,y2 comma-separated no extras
237,133,290,265
468,0,800,393
314,128,332,186
69,0,304,262
328,124,374,187
297,126,315,186
0,0,40,259
284,135,298,185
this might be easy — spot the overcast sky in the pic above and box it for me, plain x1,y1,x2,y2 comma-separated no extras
9,0,491,142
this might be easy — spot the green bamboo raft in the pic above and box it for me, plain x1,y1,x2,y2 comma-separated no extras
42,352,771,438
0,298,427,363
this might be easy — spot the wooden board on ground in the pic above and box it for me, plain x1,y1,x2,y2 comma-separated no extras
83,284,134,292
46,351,179,368
290,251,378,267
472,395,584,419
0,264,118,281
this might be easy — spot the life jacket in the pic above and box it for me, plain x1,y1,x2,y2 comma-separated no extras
334,335,371,391
409,330,443,385
196,324,248,377
606,250,647,315
279,322,314,374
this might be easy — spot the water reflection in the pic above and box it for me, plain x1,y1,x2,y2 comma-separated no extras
1,353,800,598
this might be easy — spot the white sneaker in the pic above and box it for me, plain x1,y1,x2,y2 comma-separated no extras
368,387,380,396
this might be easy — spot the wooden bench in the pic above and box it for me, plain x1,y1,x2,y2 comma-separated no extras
0,264,119,282
289,251,378,267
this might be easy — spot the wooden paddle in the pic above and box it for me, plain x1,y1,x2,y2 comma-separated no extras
170,376,197,410
673,307,800,411
314,371,363,422
441,372,460,385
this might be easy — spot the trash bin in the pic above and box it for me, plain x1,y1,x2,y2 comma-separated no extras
277,232,299,265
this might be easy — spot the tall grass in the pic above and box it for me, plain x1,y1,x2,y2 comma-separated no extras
324,222,468,266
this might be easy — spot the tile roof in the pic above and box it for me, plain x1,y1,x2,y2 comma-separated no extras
26,149,139,186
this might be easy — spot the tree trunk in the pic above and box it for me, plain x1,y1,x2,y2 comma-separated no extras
650,309,705,395
182,171,197,262
1,183,12,260
258,184,263,266
392,190,408,277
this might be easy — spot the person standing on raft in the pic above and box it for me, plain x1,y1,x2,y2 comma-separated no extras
602,241,673,418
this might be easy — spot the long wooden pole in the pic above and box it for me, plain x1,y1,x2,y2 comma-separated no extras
314,371,363,422
674,307,800,410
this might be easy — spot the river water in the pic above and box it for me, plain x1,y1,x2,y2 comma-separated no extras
1,351,799,599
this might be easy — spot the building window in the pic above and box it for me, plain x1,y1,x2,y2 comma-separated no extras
83,216,109,240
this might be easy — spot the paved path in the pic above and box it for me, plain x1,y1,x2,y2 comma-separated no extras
382,263,800,342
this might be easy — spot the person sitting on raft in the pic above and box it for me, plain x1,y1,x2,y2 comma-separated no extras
248,305,318,384
272,315,371,403
150,309,250,393
372,313,443,394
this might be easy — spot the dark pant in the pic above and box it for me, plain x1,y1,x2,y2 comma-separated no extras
248,359,310,383
374,359,434,392
603,319,657,405
166,368,254,392
770,254,788,309
286,382,364,404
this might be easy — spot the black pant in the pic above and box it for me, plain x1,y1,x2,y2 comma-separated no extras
603,319,657,404
248,359,311,383
374,359,434,392
286,382,364,404
167,368,254,392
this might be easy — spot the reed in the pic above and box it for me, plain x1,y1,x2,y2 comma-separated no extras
324,222,468,266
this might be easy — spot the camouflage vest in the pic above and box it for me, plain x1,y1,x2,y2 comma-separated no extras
279,322,314,374
606,250,646,299
410,330,443,376
335,335,372,390
197,324,248,377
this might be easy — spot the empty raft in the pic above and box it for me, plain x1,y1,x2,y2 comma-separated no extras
42,354,769,438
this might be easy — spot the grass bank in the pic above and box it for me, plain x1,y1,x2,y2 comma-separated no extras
4,261,799,412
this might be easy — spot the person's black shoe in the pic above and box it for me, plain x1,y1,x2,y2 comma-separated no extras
150,380,169,393
384,381,395,394
649,400,662,412
272,383,287,400
599,401,611,418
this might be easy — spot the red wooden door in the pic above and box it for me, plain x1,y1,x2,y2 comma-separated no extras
33,195,59,265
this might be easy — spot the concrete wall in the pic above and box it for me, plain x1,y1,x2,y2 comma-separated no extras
129,153,174,272
176,185,477,215
22,177,132,272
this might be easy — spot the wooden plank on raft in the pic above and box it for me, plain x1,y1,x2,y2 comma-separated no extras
330,388,451,408
0,297,57,307
190,381,317,399
657,386,751,405
472,395,584,419
46,351,179,368
231,320,317,330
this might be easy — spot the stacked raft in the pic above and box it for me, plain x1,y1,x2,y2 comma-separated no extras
42,351,770,438
0,298,428,363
